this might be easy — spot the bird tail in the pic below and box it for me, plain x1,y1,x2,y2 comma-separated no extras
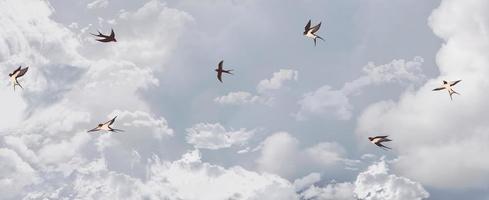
111,129,124,132
313,38,317,46
317,35,325,41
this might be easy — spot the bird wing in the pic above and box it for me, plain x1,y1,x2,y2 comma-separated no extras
217,72,223,83
12,66,21,74
110,29,115,38
96,38,112,42
432,87,445,91
17,67,28,77
310,22,322,33
218,60,224,70
304,20,311,31
90,30,105,37
87,127,100,132
106,116,117,126
373,135,389,139
450,80,461,86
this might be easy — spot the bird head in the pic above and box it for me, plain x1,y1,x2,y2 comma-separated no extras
443,80,448,84
113,38,117,42
8,73,13,77
368,137,373,141
97,124,103,127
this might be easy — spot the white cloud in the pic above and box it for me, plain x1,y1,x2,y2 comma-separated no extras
86,0,109,9
186,123,254,150
25,150,299,200
257,132,349,179
213,91,264,105
215,69,297,106
356,0,489,189
257,69,298,93
298,160,429,200
297,57,424,120
0,148,40,199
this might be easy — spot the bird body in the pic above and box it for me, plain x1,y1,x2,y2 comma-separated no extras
304,20,325,46
91,29,117,43
9,66,28,91
368,135,392,150
88,116,123,133
433,80,461,100
215,60,233,83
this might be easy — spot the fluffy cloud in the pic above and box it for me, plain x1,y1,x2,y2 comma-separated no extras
297,57,424,120
256,132,350,179
298,160,429,200
186,123,254,150
24,150,299,200
257,69,298,93
213,91,264,105
356,0,489,189
215,69,297,105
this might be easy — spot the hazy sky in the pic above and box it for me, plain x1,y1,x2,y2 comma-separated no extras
1,0,489,199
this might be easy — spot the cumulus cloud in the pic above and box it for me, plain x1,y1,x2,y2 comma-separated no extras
298,160,429,200
356,0,489,189
213,91,264,105
24,150,299,200
186,123,254,150
215,69,297,105
297,57,424,120
257,69,298,93
256,132,351,179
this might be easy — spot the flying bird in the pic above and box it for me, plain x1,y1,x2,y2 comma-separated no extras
91,29,117,43
215,60,233,83
432,80,461,100
87,116,124,133
9,66,28,91
368,135,392,150
304,20,325,46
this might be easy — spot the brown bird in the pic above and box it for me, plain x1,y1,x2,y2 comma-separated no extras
304,20,325,46
9,66,28,91
91,29,117,43
433,80,461,100
215,60,233,83
87,116,124,133
368,135,392,150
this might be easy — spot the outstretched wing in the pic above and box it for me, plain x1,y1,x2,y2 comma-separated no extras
304,20,311,31
373,135,389,139
11,66,21,74
432,87,445,91
450,80,461,86
218,60,223,70
90,30,105,37
109,29,115,38
17,67,28,77
217,71,223,83
310,22,322,33
87,127,100,132
105,116,117,126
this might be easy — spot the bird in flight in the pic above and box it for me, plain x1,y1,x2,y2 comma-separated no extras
91,29,117,43
215,60,233,83
304,20,325,46
87,116,124,133
9,66,28,91
368,135,392,150
432,80,461,100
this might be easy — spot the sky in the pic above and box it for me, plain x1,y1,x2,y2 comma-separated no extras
1,0,489,199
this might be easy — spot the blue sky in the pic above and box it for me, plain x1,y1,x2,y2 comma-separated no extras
1,0,489,199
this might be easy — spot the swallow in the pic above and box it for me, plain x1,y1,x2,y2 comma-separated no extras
215,60,233,83
368,135,392,150
304,20,325,46
9,66,28,91
91,29,117,42
87,116,124,133
432,80,461,100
